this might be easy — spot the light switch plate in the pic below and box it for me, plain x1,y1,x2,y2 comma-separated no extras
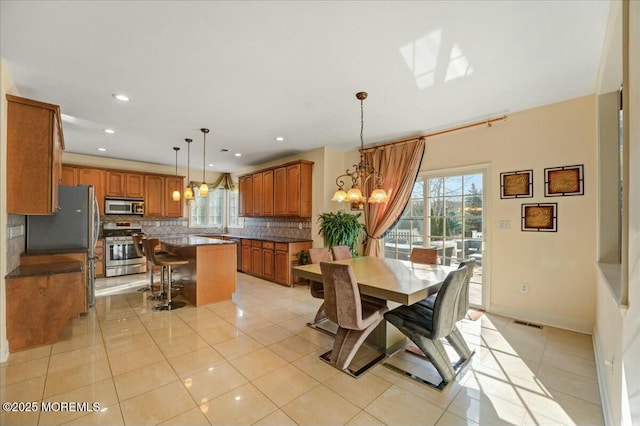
498,220,511,230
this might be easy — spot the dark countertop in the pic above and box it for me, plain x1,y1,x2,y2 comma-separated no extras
25,248,90,255
158,235,237,248
6,261,84,279
217,234,313,243
152,233,313,244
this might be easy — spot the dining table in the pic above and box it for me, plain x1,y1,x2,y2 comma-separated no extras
292,256,454,354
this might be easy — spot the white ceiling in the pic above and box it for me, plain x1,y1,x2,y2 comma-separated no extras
1,1,611,172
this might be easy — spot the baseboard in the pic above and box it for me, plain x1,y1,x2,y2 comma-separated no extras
592,332,615,426
489,303,593,334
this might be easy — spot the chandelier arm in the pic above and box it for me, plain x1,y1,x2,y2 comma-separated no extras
334,173,352,189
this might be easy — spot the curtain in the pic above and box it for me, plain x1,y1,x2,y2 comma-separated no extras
363,138,425,257
210,173,235,190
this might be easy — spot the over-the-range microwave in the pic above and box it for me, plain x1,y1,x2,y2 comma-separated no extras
105,198,144,215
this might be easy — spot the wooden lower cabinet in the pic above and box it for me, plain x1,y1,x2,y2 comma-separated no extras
262,242,274,280
6,263,84,352
251,240,263,277
241,240,252,272
237,238,311,287
95,239,105,278
274,249,289,285
20,252,88,313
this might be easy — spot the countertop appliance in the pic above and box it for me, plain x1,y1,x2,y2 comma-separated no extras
26,185,100,307
105,198,144,215
102,222,147,277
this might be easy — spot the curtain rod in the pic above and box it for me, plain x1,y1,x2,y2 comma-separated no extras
363,114,508,151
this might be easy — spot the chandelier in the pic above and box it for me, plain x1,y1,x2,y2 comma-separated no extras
331,91,389,208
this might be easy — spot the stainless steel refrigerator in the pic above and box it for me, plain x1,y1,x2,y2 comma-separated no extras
26,185,101,307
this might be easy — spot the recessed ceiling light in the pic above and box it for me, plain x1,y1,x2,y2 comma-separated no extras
112,93,130,102
208,163,214,167
97,148,107,152
104,129,115,134
275,136,285,142
234,153,242,157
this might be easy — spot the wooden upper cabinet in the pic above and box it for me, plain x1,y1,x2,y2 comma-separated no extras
241,175,253,217
78,168,105,216
126,174,144,198
285,162,313,217
273,167,287,216
238,176,246,217
164,176,184,217
252,172,263,216
262,170,274,216
106,171,144,198
239,160,312,218
6,94,64,214
61,165,78,186
105,171,125,197
144,175,164,217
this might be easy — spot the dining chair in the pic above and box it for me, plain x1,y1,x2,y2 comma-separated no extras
409,247,438,265
331,245,352,260
384,266,471,389
319,262,388,376
307,248,332,324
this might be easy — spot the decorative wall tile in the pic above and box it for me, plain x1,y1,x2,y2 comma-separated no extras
6,214,26,272
100,215,312,240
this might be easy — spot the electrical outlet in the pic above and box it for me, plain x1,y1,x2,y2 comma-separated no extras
520,283,529,294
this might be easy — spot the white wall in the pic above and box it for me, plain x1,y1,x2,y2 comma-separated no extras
1,59,18,362
593,1,640,425
422,96,597,333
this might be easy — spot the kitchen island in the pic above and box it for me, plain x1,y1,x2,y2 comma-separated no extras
158,235,237,306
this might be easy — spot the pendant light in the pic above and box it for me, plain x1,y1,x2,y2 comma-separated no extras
184,138,194,200
172,147,181,201
199,128,210,196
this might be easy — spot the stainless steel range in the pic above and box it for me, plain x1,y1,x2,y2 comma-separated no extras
103,222,147,277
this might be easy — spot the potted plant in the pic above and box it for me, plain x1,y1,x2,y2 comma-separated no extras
317,211,365,256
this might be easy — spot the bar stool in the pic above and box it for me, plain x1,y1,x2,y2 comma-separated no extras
132,235,152,293
143,238,189,311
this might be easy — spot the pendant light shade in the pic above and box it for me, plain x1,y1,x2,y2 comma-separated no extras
199,128,210,196
172,147,181,201
184,138,194,200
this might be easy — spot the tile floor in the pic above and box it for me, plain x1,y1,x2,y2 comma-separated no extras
1,272,604,425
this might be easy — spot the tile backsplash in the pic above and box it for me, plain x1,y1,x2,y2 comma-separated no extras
6,214,26,272
100,216,312,240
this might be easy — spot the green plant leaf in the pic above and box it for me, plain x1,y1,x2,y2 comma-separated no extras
317,211,364,256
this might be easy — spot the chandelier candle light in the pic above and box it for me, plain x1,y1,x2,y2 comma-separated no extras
184,138,194,200
172,147,181,201
332,91,389,208
200,128,209,196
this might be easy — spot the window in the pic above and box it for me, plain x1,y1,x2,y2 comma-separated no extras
189,187,242,229
384,172,483,265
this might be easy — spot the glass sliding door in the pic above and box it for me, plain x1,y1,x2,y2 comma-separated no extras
384,169,486,308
